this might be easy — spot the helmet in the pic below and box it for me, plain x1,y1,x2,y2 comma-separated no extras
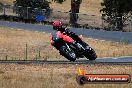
52,20,62,30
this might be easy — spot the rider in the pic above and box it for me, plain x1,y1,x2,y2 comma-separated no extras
50,20,82,49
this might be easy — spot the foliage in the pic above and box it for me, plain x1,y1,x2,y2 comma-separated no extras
14,0,51,19
14,0,50,9
101,0,132,31
0,2,3,11
14,0,82,26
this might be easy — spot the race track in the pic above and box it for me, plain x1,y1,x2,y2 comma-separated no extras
0,21,132,43
0,56,132,65
0,21,132,64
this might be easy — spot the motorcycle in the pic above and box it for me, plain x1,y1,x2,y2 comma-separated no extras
51,33,97,61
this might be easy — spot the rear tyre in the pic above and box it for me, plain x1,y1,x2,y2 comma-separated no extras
84,47,97,60
59,46,76,61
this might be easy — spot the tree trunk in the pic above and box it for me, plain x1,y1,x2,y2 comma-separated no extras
70,0,81,27
116,11,123,31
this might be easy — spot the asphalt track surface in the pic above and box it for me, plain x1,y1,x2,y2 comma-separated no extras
0,56,132,65
0,21,132,64
0,21,132,43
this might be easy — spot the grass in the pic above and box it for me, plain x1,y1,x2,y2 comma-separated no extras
86,39,132,58
50,0,103,15
0,27,62,60
0,64,131,88
0,26,132,60
0,0,15,4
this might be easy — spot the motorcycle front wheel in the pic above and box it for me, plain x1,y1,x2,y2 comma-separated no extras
59,46,76,61
84,47,97,60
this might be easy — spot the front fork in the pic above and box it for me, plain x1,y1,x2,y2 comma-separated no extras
76,42,92,54
65,43,72,52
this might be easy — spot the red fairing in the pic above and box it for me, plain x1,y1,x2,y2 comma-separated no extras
56,31,74,43
62,35,74,43
56,31,63,38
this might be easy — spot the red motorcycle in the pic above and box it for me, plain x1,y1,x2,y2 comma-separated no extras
51,31,97,61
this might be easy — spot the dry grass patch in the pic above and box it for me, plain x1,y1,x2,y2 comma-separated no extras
0,64,131,88
0,27,61,60
0,27,132,60
50,0,103,16
84,39,132,58
0,0,15,4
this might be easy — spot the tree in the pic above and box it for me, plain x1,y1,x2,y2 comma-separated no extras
53,0,82,26
0,2,3,12
14,0,82,25
101,0,132,31
14,0,51,19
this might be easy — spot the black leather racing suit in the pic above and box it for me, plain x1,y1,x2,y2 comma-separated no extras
57,27,81,42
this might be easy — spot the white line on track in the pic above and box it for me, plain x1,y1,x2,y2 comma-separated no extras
35,31,39,32
87,38,109,42
100,56,132,59
87,38,119,43
17,29,22,31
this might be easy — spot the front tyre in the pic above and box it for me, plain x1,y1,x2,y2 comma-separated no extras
59,46,76,61
84,47,97,60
